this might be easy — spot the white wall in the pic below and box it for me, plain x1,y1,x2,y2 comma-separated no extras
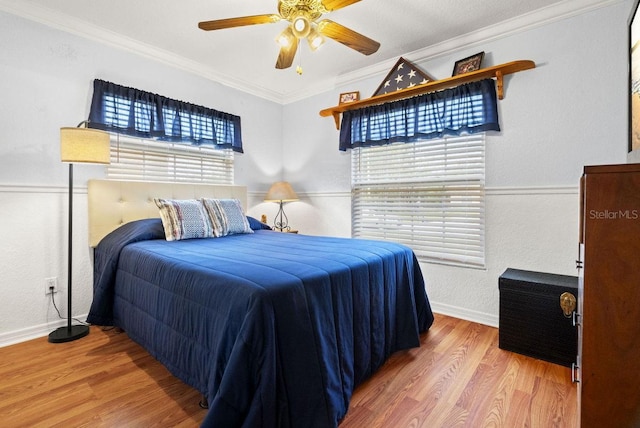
0,11,281,344
282,1,630,326
0,0,632,344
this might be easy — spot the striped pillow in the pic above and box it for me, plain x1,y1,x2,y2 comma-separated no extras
154,198,214,241
201,198,253,237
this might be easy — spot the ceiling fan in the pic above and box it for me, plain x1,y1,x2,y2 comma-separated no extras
198,0,380,71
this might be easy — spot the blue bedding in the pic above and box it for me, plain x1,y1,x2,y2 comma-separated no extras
87,219,434,427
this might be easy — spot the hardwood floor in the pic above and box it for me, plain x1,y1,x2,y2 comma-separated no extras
340,314,577,427
0,325,205,427
0,314,577,427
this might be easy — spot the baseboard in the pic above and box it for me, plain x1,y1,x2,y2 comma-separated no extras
0,315,88,348
1,304,494,349
1,305,497,348
430,302,498,328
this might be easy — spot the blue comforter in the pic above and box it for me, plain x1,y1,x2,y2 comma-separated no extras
87,219,434,427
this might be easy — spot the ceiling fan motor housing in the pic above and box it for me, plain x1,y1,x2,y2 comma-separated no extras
279,0,326,25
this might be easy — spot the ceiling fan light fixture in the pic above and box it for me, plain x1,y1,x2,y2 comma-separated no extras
276,26,295,47
307,26,325,51
291,13,311,38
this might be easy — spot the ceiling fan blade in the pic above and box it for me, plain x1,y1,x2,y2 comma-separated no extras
198,14,281,31
317,19,380,55
321,0,361,11
275,38,299,69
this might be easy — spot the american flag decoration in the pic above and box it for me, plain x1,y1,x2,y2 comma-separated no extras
372,57,434,97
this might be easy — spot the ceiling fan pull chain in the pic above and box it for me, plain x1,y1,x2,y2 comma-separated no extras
297,46,304,75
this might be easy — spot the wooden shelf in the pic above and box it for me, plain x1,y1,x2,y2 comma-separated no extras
319,60,535,129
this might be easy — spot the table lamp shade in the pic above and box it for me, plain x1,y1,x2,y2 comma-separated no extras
60,127,110,164
264,181,299,202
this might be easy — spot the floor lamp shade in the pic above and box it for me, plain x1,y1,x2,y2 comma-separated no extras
60,127,111,164
49,126,110,343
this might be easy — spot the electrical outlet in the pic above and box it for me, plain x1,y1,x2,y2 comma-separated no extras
45,277,58,295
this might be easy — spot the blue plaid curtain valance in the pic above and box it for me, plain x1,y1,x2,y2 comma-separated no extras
339,78,499,151
88,79,243,153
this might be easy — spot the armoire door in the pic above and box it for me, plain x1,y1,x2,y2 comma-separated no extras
579,164,640,427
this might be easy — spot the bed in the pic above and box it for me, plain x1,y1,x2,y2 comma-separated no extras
86,179,434,428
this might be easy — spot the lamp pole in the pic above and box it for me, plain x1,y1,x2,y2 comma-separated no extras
48,162,90,343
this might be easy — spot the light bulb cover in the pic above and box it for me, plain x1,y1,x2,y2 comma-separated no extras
291,14,311,38
307,26,325,51
276,26,295,47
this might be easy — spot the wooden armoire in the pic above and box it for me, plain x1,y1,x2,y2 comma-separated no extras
577,164,640,427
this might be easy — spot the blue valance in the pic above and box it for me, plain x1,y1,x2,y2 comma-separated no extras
88,79,243,153
339,78,499,151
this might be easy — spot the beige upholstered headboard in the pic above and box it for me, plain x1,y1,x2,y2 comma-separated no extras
88,179,248,247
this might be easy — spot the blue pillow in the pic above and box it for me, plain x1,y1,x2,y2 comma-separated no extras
247,216,272,231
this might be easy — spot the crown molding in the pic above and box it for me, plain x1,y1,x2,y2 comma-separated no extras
0,0,285,104
0,0,622,105
333,0,623,91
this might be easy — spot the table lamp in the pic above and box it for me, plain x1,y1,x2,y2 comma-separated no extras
264,181,299,232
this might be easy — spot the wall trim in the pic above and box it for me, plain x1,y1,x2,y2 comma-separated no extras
430,302,499,328
0,306,497,347
250,186,579,199
0,315,88,349
0,305,496,347
0,184,71,194
486,185,579,195
248,190,351,200
4,184,578,197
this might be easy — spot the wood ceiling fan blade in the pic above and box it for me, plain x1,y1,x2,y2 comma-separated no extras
317,19,380,55
198,14,281,31
275,38,299,69
321,0,361,12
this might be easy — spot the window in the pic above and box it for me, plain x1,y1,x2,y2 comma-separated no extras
106,134,233,184
88,79,239,185
351,134,485,268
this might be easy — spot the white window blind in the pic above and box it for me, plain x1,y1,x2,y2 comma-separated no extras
351,134,485,268
106,134,233,184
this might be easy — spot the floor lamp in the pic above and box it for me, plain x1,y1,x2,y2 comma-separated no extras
48,123,110,343
264,181,299,231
